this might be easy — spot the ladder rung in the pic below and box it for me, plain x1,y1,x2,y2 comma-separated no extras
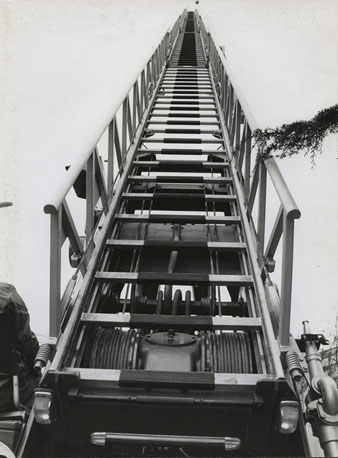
145,128,219,133
147,121,220,125
150,114,219,118
165,68,208,71
152,108,217,113
156,95,214,99
137,148,226,154
141,138,221,143
156,103,215,108
106,239,246,252
161,86,212,90
156,97,214,101
121,193,236,202
127,175,232,184
115,214,241,224
166,69,209,72
133,161,229,169
163,74,210,77
161,82,212,86
161,83,211,86
162,79,211,82
159,90,214,94
152,105,217,111
154,100,215,104
96,272,253,286
81,313,260,331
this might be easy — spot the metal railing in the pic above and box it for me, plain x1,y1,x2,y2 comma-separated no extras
196,11,301,348
43,11,186,337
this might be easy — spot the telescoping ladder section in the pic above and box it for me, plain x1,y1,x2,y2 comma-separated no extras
23,11,307,458
77,11,274,379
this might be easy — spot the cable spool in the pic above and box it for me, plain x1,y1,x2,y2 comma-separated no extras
200,331,254,373
81,328,142,369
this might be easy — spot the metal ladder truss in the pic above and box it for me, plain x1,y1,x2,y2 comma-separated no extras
18,10,323,458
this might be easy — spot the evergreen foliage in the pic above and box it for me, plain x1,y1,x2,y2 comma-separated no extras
254,104,338,164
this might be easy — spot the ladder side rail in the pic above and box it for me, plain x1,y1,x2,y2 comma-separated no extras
49,70,169,370
197,12,300,348
44,11,187,338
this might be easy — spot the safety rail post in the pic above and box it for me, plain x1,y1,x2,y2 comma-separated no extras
49,209,62,337
279,214,295,346
140,70,146,113
196,11,301,349
86,153,95,252
244,123,252,198
257,160,267,255
44,10,187,338
107,120,114,194
62,200,87,273
126,98,133,146
264,206,283,263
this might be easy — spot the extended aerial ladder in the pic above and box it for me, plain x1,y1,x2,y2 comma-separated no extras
2,10,338,458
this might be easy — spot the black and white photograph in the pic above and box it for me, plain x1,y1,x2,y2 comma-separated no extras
0,0,337,456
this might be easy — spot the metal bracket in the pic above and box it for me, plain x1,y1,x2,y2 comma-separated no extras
296,334,329,352
307,399,338,426
264,257,276,273
147,82,154,99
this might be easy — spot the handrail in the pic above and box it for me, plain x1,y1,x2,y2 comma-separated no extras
196,10,300,348
264,159,301,219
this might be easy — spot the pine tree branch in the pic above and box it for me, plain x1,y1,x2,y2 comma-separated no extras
253,104,338,165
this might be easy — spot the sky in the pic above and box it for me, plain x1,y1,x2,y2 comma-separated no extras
0,0,337,343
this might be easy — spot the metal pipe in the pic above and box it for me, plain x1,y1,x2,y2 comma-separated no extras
264,205,283,260
317,425,338,458
264,158,301,219
91,432,241,451
318,377,338,416
303,323,338,416
302,322,338,456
